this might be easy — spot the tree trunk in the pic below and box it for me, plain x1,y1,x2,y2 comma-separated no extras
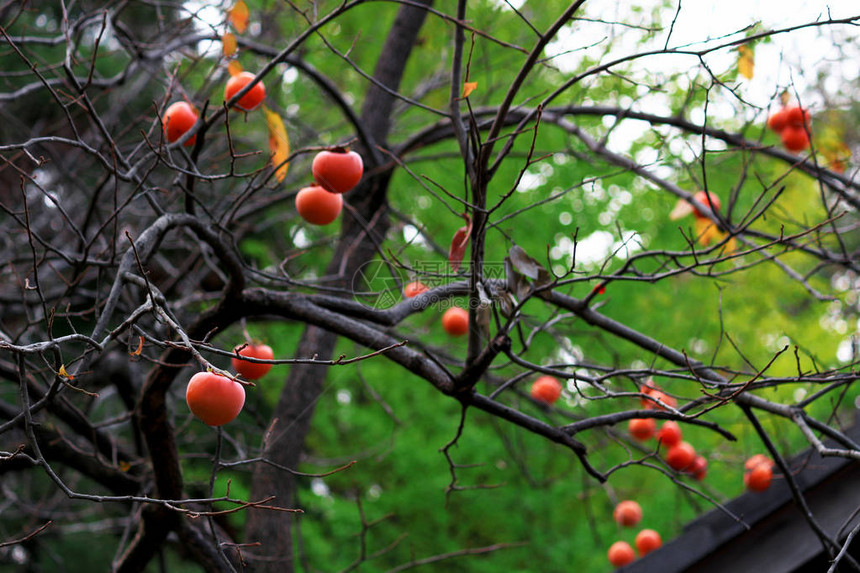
244,2,434,570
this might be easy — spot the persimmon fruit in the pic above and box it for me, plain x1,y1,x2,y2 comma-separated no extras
635,529,662,556
666,441,696,471
744,454,772,471
628,418,656,441
312,149,364,194
781,125,810,153
688,454,708,481
745,464,773,492
530,375,562,405
767,108,789,133
768,105,808,132
639,381,661,407
608,541,636,567
784,105,810,129
691,190,721,219
767,104,811,152
643,388,677,411
186,371,245,426
163,101,199,147
744,455,774,492
441,307,469,337
296,185,343,225
232,343,274,381
613,500,643,527
404,281,429,298
657,421,682,447
224,71,266,111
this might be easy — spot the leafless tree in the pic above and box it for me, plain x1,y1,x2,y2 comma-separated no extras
1,1,859,571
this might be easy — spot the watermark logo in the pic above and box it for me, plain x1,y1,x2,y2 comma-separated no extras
351,260,508,310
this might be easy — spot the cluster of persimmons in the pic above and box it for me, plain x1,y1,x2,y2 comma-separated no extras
766,103,811,153
163,72,364,228
170,73,782,573
523,374,775,569
164,73,366,426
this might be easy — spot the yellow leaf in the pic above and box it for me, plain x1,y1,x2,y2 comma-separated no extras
462,81,478,98
228,1,249,34
694,218,723,247
58,364,74,380
737,45,754,80
264,106,290,182
723,237,738,256
816,125,851,172
227,60,244,77
222,32,237,58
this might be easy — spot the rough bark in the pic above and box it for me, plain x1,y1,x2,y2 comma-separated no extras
243,2,434,571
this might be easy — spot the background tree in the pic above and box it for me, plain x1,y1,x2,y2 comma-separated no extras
1,1,859,571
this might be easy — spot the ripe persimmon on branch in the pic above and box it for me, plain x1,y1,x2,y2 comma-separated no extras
0,1,858,572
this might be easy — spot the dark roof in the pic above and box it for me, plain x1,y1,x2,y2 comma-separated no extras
622,419,860,573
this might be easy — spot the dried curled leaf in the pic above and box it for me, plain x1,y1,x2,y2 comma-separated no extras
505,256,531,301
497,290,517,318
448,214,472,272
263,106,290,182
449,228,469,271
508,245,543,280
130,336,144,356
462,81,478,98
507,245,552,290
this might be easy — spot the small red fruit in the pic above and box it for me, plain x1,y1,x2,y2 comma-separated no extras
657,421,682,447
163,101,199,147
608,541,636,568
186,371,245,426
780,125,810,153
628,418,656,441
688,454,708,481
296,185,343,225
767,108,789,133
745,464,773,492
691,190,721,219
404,281,429,298
232,343,274,381
224,71,266,111
530,375,562,405
643,389,677,411
666,441,696,472
639,381,660,407
744,455,774,492
784,105,810,129
312,149,364,194
613,500,643,527
441,307,469,337
744,454,772,471
635,529,662,556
